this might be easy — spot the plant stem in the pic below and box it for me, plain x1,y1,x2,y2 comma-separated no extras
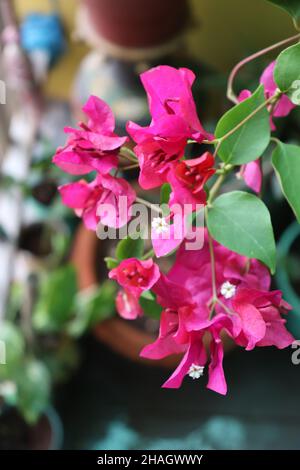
121,163,140,171
205,207,217,303
188,138,218,145
219,92,280,145
216,299,236,316
120,147,138,163
270,136,281,146
227,32,300,103
208,174,226,204
136,196,162,215
142,248,155,260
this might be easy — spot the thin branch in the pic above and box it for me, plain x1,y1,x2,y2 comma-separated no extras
135,197,162,215
227,32,300,103
219,92,279,144
205,208,217,304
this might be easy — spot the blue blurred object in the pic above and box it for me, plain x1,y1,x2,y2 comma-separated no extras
20,13,66,65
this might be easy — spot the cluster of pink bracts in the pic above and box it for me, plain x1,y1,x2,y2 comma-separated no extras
53,64,295,395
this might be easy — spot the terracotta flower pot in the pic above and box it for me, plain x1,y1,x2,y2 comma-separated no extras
82,0,188,49
0,407,63,450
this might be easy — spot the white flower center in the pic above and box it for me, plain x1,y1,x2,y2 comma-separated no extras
187,364,204,380
220,281,236,299
151,217,169,234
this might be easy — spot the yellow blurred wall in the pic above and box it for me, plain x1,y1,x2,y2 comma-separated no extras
14,0,295,99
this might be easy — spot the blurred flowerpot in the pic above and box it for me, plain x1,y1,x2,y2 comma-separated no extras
82,0,188,49
276,221,300,338
0,406,63,450
71,224,181,368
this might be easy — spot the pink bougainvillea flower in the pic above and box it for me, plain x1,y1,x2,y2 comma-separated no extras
109,258,160,300
151,214,204,258
142,273,235,395
141,274,196,355
53,96,127,175
232,288,294,350
168,152,215,209
141,230,293,394
151,213,188,258
59,173,136,230
139,65,213,141
115,289,143,320
237,65,295,193
127,66,213,189
260,61,295,128
239,159,262,194
161,316,235,395
167,230,270,323
127,115,189,189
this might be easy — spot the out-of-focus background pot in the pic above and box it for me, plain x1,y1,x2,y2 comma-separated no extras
83,0,188,49
0,407,63,450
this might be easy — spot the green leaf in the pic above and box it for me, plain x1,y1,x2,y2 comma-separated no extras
16,359,51,424
207,191,276,273
0,322,25,380
274,43,300,102
33,265,77,332
104,257,119,269
160,183,171,205
69,281,116,336
267,0,300,23
215,85,270,164
272,141,300,223
116,234,144,260
139,291,162,319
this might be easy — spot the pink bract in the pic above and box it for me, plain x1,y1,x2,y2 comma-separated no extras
109,258,160,299
141,231,293,394
127,66,214,189
53,96,127,175
59,173,136,230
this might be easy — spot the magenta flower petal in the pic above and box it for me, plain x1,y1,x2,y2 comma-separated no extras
109,258,160,300
82,95,115,134
240,159,262,194
116,289,143,320
58,181,91,209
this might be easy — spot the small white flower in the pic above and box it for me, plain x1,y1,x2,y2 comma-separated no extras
220,281,236,299
151,217,169,234
187,364,204,380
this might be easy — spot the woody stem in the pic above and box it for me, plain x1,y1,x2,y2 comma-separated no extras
135,197,163,215
120,147,138,163
218,92,280,144
121,163,140,170
227,32,300,103
205,207,217,307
